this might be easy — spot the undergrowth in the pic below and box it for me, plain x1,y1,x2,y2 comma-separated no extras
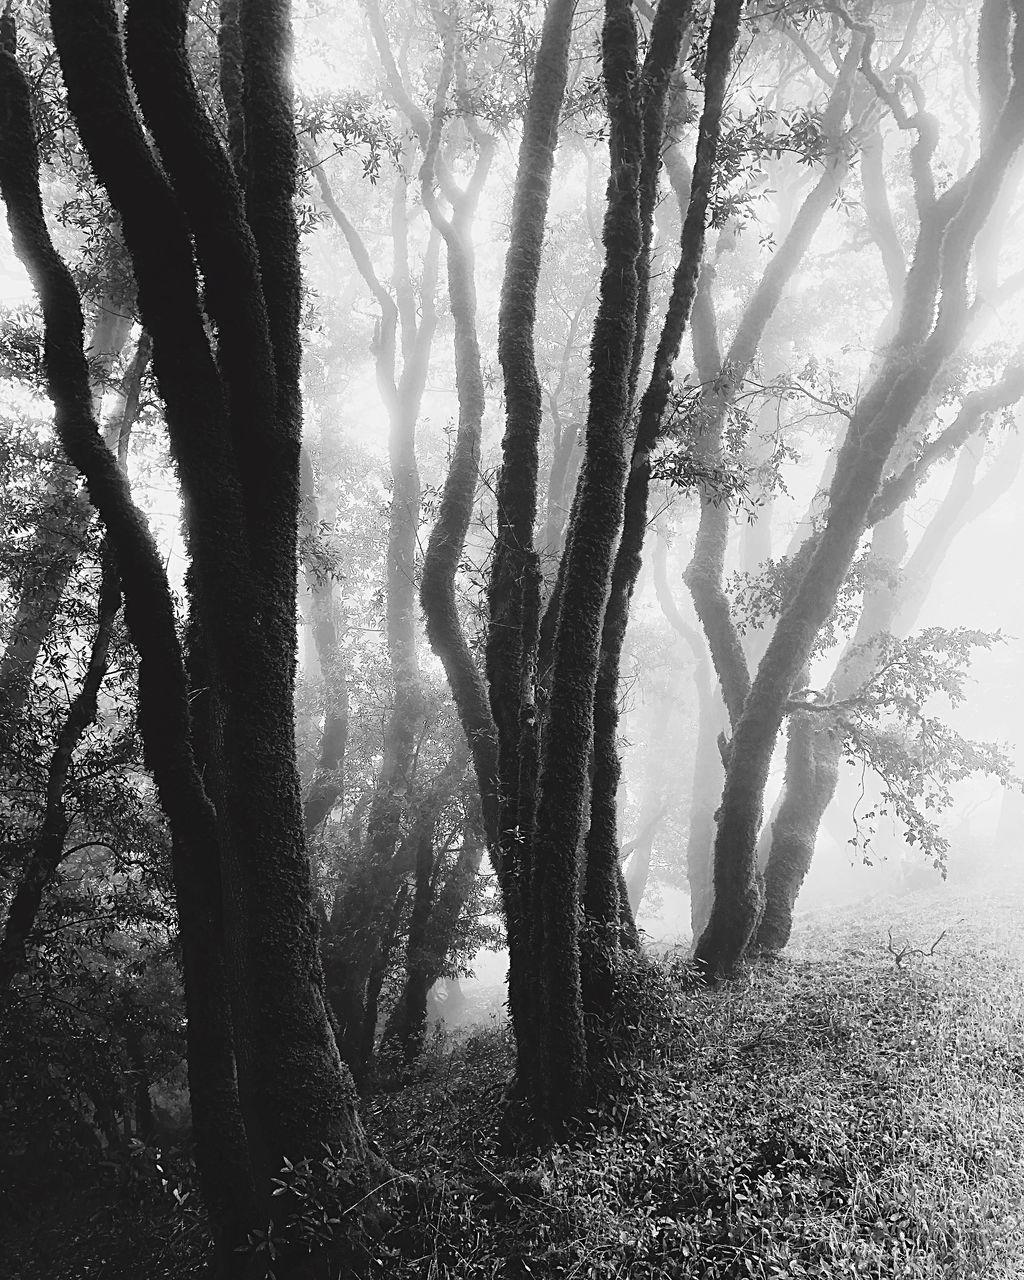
5,886,1022,1278
362,888,1024,1279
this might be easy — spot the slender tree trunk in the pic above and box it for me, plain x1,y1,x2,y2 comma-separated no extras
0,299,132,735
685,41,862,732
695,33,1024,975
417,71,501,855
652,534,720,940
0,549,119,990
484,0,576,1105
756,399,1024,950
300,447,348,840
583,0,737,1020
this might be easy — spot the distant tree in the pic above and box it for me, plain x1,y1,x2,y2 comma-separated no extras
695,0,1024,978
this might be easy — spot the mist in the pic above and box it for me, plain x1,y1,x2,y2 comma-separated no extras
2,1,1023,1275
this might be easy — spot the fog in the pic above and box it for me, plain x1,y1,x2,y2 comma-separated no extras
2,0,1023,1061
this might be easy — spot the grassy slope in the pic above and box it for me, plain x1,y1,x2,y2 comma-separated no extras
369,870,1024,1278
5,873,1022,1277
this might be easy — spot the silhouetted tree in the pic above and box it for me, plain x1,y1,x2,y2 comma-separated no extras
0,3,381,1271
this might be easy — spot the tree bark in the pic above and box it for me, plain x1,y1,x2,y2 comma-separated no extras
583,0,737,1014
415,36,501,857
529,0,645,1125
695,21,1024,977
484,0,576,1104
6,5,388,1264
756,393,1024,951
685,37,862,732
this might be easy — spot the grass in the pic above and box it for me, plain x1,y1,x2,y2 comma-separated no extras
5,873,1023,1278
364,872,1024,1278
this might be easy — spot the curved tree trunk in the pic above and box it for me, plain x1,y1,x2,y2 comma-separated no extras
4,6,389,1267
756,397,1024,950
528,0,645,1126
685,39,862,733
695,35,1024,976
0,298,132,737
416,62,501,857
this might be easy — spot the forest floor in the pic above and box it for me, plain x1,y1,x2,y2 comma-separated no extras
4,864,1023,1278
368,862,1024,1279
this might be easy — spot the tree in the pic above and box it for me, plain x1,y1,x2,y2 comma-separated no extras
484,0,743,1130
0,3,382,1270
695,0,1024,979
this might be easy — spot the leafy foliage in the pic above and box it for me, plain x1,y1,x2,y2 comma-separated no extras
833,629,1021,870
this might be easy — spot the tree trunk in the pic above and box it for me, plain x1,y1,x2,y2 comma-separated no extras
695,40,1024,976
485,0,576,1105
0,298,132,736
4,7,388,1267
583,0,737,1018
0,549,120,991
756,394,1024,950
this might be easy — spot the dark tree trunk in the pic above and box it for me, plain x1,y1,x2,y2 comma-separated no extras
528,0,645,1125
2,6,385,1267
0,299,132,737
756,371,1024,951
383,816,483,1062
485,0,576,1104
583,0,737,1020
416,61,501,856
753,705,839,953
0,549,119,990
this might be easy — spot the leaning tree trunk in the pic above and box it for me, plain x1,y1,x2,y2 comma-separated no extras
0,297,132,737
695,26,1024,977
755,375,1024,950
0,549,120,990
0,30,257,1262
685,39,862,733
381,814,483,1064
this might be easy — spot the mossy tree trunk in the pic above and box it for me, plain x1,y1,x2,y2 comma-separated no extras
696,8,1024,977
1,5,382,1271
484,0,577,1106
381,809,483,1064
583,0,738,1024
